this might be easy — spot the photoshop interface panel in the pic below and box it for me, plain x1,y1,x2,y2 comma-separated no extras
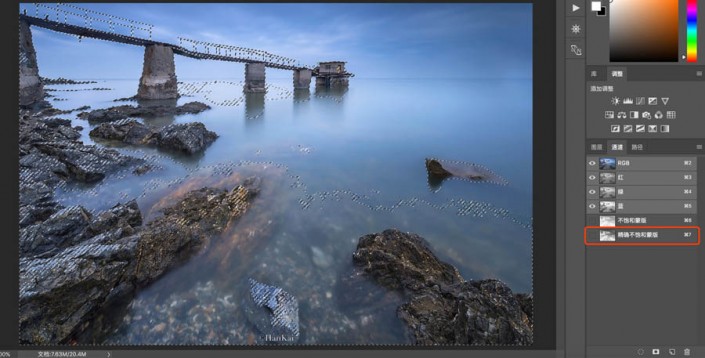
1,0,703,357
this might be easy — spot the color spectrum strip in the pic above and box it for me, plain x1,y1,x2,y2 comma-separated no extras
687,0,698,62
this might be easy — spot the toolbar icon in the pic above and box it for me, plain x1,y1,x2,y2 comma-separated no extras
648,97,658,105
648,125,658,133
623,125,633,133
605,111,615,119
666,111,676,119
571,24,581,34
655,111,664,119
611,125,620,133
661,97,670,105
629,111,639,119
636,97,646,105
570,44,583,56
642,112,652,120
623,98,634,105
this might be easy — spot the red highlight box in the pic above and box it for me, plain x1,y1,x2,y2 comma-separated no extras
584,226,701,246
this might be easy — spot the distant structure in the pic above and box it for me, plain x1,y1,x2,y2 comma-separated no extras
18,3,353,106
313,61,353,88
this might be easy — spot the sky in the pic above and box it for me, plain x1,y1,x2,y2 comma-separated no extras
20,3,532,80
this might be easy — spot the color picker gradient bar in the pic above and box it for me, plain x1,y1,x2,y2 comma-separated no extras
687,0,698,62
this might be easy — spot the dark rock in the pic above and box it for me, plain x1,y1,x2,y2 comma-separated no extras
19,178,262,344
33,141,138,183
353,229,463,293
243,279,300,343
425,158,453,179
19,181,60,227
86,200,142,238
90,120,218,155
18,113,141,240
41,77,97,85
132,164,152,175
78,105,135,123
515,293,533,328
113,96,137,102
41,118,72,128
177,101,210,114
20,206,92,256
350,229,532,345
89,119,155,145
20,115,139,185
77,101,211,123
154,122,218,155
424,158,509,190
35,105,92,118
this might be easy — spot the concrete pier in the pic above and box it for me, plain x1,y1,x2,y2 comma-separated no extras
316,76,349,88
293,69,312,89
19,21,44,107
137,44,178,100
244,63,266,93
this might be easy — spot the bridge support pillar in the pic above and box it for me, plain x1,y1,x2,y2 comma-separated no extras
244,63,266,93
19,21,44,107
292,69,312,89
137,44,179,100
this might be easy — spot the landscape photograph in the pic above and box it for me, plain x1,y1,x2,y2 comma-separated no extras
18,3,534,346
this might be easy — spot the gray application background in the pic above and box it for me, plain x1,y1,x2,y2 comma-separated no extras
566,0,705,357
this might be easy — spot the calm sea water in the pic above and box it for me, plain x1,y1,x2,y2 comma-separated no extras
46,77,532,344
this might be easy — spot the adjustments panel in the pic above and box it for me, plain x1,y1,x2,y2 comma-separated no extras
566,0,705,357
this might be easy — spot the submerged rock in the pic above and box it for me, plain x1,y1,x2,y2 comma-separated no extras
19,178,262,345
350,229,532,345
41,77,97,85
89,120,218,155
425,158,509,190
78,101,211,123
310,246,333,268
244,279,300,343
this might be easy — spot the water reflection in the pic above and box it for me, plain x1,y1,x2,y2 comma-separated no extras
314,86,348,104
293,88,310,103
136,98,177,128
244,92,265,128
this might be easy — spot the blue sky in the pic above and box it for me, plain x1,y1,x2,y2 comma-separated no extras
20,3,532,80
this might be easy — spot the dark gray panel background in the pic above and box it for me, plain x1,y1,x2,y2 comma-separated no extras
580,0,705,354
586,247,699,345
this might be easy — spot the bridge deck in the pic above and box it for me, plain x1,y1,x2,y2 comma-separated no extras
20,14,310,71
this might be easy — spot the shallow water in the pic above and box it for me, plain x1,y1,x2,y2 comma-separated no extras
45,76,532,344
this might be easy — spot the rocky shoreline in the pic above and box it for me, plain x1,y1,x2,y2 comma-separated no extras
18,101,532,346
348,229,533,345
18,101,237,344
